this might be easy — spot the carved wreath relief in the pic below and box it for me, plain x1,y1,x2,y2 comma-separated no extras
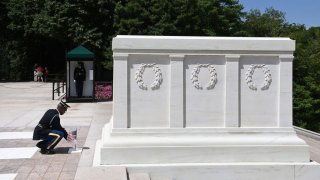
245,64,272,91
134,62,271,91
190,64,218,90
135,63,163,90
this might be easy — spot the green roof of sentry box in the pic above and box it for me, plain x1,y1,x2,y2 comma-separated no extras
66,45,95,59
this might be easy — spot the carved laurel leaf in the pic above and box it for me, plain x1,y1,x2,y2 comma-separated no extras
190,64,218,90
135,63,163,90
245,64,272,91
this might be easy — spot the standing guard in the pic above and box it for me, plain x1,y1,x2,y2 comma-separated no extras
74,62,86,98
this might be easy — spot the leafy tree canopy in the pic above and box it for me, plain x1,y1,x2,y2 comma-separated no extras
114,0,244,36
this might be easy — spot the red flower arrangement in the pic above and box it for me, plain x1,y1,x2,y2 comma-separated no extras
95,82,112,101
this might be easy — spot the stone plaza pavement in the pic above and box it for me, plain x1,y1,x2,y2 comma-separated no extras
0,82,126,180
0,82,320,180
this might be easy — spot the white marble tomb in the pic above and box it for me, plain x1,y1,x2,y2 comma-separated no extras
97,36,320,180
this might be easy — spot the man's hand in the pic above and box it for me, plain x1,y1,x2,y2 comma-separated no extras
67,133,75,142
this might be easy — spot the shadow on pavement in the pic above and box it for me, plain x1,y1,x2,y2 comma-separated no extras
54,147,72,154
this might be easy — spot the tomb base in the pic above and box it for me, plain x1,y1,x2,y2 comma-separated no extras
99,121,310,165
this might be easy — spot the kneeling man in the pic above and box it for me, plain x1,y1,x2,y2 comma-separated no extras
33,101,74,154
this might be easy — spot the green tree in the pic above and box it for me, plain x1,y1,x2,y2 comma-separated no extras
292,27,320,132
0,0,9,79
114,0,244,36
240,7,287,37
30,0,116,72
2,0,117,79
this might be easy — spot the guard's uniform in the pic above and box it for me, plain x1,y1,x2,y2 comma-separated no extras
74,64,86,98
33,109,68,150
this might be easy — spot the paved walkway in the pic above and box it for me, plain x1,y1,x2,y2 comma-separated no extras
0,82,116,180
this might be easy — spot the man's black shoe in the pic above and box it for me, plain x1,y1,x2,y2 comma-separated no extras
40,149,55,155
36,142,43,149
40,148,47,154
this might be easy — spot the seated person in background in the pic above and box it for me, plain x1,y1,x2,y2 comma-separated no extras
33,101,75,154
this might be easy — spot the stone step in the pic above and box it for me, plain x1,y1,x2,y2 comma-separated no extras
128,173,150,180
75,166,127,180
128,172,172,180
126,162,320,180
152,178,172,180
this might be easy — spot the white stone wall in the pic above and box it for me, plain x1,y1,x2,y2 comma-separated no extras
112,36,294,129
128,54,170,127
